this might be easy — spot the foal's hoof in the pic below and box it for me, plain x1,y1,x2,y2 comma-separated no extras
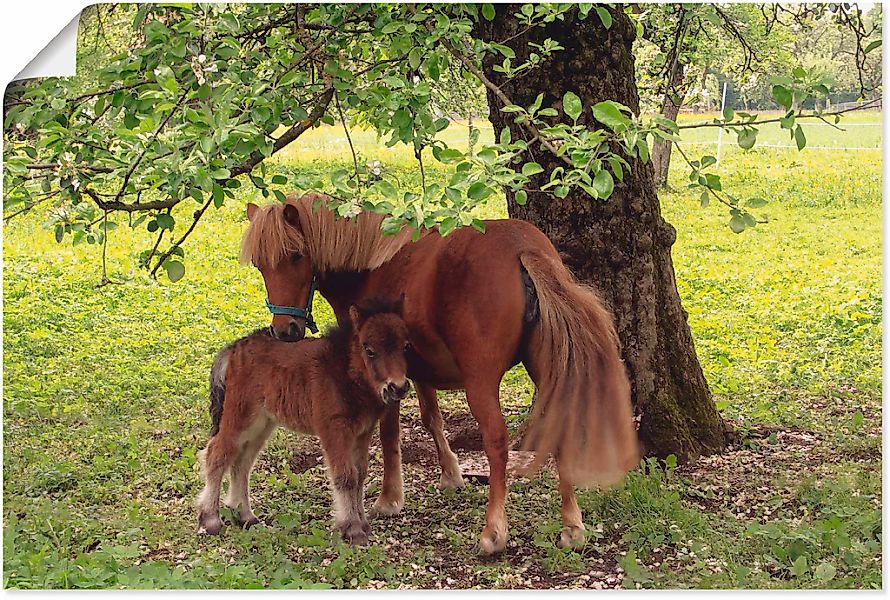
439,471,466,490
241,516,262,530
197,515,224,536
370,496,404,517
478,526,508,555
557,526,586,550
340,522,370,546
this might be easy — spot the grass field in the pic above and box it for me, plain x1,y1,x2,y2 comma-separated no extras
3,112,882,589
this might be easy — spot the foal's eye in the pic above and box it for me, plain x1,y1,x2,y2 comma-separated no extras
290,252,302,264
404,341,412,353
363,344,376,359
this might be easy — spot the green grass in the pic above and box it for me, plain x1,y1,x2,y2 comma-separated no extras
3,112,882,589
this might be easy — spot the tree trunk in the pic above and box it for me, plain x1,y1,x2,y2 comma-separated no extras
651,63,686,190
475,6,728,460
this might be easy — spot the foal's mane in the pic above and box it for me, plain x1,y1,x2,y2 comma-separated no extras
240,193,413,271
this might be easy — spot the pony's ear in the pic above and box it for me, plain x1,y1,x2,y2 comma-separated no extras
246,203,259,221
282,203,300,228
392,293,405,316
348,304,364,330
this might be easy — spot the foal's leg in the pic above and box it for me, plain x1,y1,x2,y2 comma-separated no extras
321,429,369,545
352,430,374,536
416,383,465,490
370,402,404,516
196,434,238,535
556,458,586,549
464,376,510,555
224,416,275,528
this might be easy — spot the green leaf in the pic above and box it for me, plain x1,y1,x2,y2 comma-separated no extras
563,91,583,123
592,101,630,131
592,169,614,199
737,129,757,150
521,162,544,177
164,260,185,283
515,190,528,205
864,39,882,54
271,175,288,185
723,107,734,122
794,125,807,151
814,562,836,582
595,6,613,29
745,197,768,208
791,555,808,578
700,191,710,208
728,215,746,234
467,182,492,200
212,184,225,208
772,85,793,110
482,3,496,21
408,48,422,70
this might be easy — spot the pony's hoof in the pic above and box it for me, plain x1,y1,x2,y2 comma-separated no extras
370,496,404,517
557,526,586,550
478,526,507,555
241,516,262,530
197,516,224,536
439,471,466,490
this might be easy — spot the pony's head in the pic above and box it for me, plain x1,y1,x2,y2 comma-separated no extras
242,201,314,341
349,296,411,405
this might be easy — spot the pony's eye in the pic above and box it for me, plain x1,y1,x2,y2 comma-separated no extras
363,344,376,358
404,341,412,353
290,253,302,264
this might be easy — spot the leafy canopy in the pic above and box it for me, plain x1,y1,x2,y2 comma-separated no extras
3,3,880,280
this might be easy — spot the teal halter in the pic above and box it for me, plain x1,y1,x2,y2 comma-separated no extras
265,274,319,334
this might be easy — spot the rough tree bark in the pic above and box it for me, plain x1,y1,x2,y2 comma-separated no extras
475,5,729,460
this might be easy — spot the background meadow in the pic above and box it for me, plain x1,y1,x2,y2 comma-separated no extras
3,108,882,588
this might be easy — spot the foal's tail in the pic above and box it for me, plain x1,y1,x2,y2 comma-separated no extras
208,347,231,437
518,252,639,487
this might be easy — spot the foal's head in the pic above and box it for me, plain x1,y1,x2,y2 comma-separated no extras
349,297,411,405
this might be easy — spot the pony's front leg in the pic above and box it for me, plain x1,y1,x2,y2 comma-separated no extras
417,383,465,490
464,377,509,555
370,402,404,516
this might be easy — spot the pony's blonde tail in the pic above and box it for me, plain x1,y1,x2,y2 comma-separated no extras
518,252,639,487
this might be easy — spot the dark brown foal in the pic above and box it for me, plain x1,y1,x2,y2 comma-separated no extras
196,297,411,545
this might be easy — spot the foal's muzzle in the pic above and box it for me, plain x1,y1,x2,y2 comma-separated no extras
383,381,411,404
270,320,305,342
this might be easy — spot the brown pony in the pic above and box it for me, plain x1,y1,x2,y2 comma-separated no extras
196,297,411,545
241,193,639,554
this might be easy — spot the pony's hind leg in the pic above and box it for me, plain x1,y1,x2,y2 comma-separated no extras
370,403,404,516
196,435,237,535
556,459,586,549
224,416,275,528
417,383,465,490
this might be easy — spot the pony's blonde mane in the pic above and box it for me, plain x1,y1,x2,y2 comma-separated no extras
240,193,413,271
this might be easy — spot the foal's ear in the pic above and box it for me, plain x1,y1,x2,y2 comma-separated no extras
348,304,364,330
246,203,259,221
282,203,301,228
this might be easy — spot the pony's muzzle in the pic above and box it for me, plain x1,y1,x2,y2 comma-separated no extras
270,319,304,342
383,380,411,404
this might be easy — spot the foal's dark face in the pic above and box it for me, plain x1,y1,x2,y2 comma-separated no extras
354,312,411,404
